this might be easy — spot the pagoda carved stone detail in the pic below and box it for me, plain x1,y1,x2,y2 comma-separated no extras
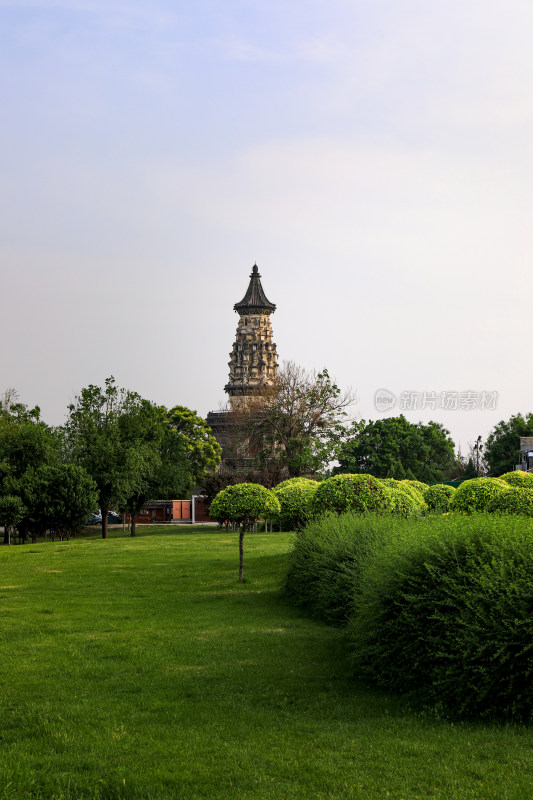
224,264,279,403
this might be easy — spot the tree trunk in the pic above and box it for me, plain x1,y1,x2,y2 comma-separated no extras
3,526,10,545
101,506,109,539
238,527,245,582
130,513,137,537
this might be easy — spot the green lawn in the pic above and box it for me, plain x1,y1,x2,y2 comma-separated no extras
1,529,532,800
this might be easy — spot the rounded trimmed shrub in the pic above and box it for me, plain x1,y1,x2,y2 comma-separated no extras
424,483,456,513
379,479,420,517
273,477,320,531
402,479,428,498
311,474,390,517
350,514,533,720
449,477,509,513
499,470,533,488
487,487,533,517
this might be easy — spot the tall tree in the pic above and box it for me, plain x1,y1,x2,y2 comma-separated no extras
231,362,355,478
64,377,162,539
335,415,456,483
484,412,533,476
121,405,221,536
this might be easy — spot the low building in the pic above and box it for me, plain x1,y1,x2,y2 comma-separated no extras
125,498,216,525
517,437,533,472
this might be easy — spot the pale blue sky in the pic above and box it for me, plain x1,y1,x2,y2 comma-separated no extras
2,0,532,453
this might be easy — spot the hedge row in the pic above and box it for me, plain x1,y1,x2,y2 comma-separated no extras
286,512,533,721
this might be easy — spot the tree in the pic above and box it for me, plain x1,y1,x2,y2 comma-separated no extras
0,394,58,487
64,377,163,539
121,405,221,537
18,464,98,541
209,483,280,581
335,416,456,483
231,362,355,479
0,391,59,541
484,413,533,476
0,495,26,545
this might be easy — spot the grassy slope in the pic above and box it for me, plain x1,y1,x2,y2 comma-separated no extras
0,529,532,800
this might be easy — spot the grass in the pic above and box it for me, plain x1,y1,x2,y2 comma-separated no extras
1,530,532,799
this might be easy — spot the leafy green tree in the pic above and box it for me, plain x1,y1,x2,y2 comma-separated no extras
335,416,456,483
0,495,26,545
18,464,98,541
64,377,163,539
0,395,58,488
121,405,221,536
210,483,280,581
232,362,355,479
484,413,533,476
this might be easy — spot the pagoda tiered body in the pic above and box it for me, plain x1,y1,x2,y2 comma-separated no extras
225,264,278,402
207,264,278,464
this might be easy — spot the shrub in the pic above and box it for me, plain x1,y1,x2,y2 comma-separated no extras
310,474,390,517
499,470,533,488
449,477,509,513
350,514,533,720
379,480,420,517
487,487,533,517
401,479,428,498
285,513,402,624
424,483,456,513
273,478,320,531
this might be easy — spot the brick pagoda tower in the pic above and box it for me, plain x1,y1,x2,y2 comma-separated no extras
207,263,278,463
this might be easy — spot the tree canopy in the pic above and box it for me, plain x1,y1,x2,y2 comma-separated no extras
335,415,456,483
64,377,162,538
121,404,221,536
231,361,355,479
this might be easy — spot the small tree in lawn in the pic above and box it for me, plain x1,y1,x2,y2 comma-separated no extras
210,483,280,582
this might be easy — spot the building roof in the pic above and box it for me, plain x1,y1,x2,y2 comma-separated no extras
233,264,276,314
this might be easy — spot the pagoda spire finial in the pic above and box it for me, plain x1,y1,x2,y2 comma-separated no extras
233,262,276,315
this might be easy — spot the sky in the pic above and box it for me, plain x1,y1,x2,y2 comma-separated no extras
1,0,532,455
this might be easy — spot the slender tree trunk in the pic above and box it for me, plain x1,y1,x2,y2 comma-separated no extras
238,526,245,582
101,506,109,539
3,526,10,545
131,513,137,537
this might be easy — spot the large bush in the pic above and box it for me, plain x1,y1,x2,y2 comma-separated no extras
350,514,533,720
449,477,508,513
379,479,421,517
424,483,456,513
285,513,402,624
499,470,533,488
310,474,390,517
401,479,428,498
487,487,533,517
273,477,320,531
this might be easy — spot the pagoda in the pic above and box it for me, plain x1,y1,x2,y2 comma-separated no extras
207,264,279,463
